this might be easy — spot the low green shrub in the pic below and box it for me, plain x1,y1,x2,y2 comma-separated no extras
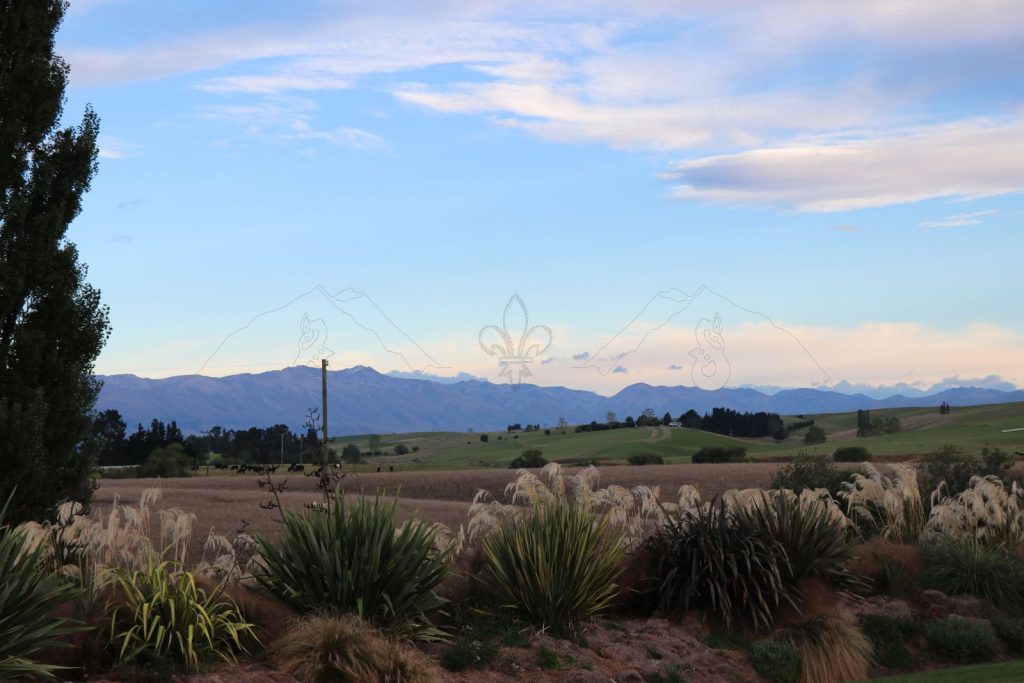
138,444,192,478
648,499,795,631
652,663,689,683
923,617,998,663
859,614,915,669
691,446,747,463
992,615,1024,653
509,449,547,468
627,453,664,465
917,445,1013,501
834,446,872,463
702,630,749,651
483,498,623,636
803,425,827,445
538,645,562,670
919,540,1024,611
0,495,84,681
770,453,855,497
440,637,498,671
109,560,254,672
255,494,450,641
750,639,801,683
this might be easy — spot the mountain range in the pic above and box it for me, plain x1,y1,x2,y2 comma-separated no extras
94,366,1024,435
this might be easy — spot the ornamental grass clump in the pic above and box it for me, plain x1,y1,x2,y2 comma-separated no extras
0,494,84,681
108,559,255,672
271,614,439,683
778,616,871,683
919,539,1024,611
469,463,667,551
649,498,796,631
482,497,624,636
254,493,450,641
926,475,1024,547
840,464,924,543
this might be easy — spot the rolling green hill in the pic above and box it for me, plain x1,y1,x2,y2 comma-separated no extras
325,402,1024,469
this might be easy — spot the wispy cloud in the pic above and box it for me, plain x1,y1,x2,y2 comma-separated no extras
920,209,998,228
832,225,862,232
65,1,1024,210
200,98,385,150
97,135,141,159
664,118,1024,211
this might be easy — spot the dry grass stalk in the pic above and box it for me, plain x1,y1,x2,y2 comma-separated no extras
839,464,924,543
783,616,871,683
468,464,669,549
926,475,1024,546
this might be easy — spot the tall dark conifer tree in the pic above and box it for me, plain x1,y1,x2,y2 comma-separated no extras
0,1,110,520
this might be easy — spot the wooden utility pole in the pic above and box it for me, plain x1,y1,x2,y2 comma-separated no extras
321,359,329,463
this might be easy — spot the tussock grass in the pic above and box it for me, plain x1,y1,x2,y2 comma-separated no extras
271,614,438,683
779,616,871,683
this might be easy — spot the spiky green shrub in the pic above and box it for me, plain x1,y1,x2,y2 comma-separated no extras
271,614,439,683
648,499,796,631
483,498,624,636
109,560,254,671
733,491,857,589
0,496,84,681
919,539,1024,611
750,639,801,683
923,617,998,663
255,495,450,641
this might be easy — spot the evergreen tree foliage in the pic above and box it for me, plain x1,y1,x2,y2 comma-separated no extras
0,0,109,521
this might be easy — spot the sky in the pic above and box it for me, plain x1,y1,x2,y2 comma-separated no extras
56,0,1024,396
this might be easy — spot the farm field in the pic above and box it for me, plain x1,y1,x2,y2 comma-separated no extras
305,402,1024,470
93,462,786,563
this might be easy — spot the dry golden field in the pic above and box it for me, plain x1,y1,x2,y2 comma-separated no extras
93,463,786,563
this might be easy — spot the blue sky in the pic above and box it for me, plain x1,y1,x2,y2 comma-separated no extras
56,0,1023,394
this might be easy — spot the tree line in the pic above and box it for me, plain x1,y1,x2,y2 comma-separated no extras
573,407,786,438
91,410,318,467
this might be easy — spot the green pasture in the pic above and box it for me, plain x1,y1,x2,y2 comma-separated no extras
319,402,1024,470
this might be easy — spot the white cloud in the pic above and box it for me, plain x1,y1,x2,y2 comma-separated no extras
664,118,1024,211
97,135,141,159
64,1,1024,210
920,210,998,228
199,98,384,150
